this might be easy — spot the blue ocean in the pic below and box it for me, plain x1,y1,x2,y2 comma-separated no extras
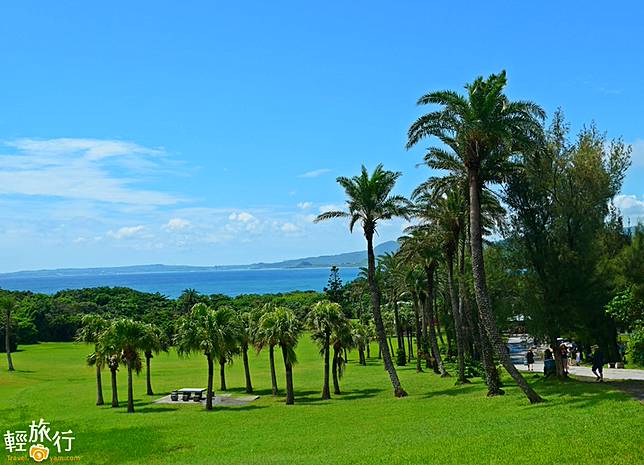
0,267,361,298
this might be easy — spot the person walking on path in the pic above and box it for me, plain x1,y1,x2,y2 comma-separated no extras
560,344,569,374
591,345,604,382
526,348,535,372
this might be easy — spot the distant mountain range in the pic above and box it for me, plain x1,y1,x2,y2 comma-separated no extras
0,241,399,278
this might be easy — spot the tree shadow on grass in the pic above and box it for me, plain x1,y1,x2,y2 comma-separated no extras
422,384,479,399
294,387,384,405
120,406,179,414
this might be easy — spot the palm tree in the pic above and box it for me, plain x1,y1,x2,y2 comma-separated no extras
175,303,239,410
316,164,410,397
213,306,241,391
100,319,147,413
407,71,544,403
140,324,169,396
76,314,109,405
1,297,16,372
238,310,258,394
308,300,344,399
351,320,370,366
398,230,450,377
414,188,470,384
379,252,406,364
255,304,280,396
330,316,354,395
260,307,301,404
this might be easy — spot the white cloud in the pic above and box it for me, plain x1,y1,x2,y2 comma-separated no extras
615,194,644,224
163,218,191,231
0,138,180,205
280,222,299,233
297,201,313,209
318,203,344,213
107,225,145,239
228,211,256,222
298,168,331,178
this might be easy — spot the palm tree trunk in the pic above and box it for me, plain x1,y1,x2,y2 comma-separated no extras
96,364,104,405
110,365,119,407
281,345,295,405
145,352,153,396
332,346,341,395
219,358,227,391
388,336,395,356
366,340,371,358
446,251,469,384
477,312,503,396
5,309,14,371
359,345,366,365
269,344,278,396
126,359,134,413
322,334,331,399
412,295,424,373
242,344,253,393
424,266,449,377
468,168,542,403
366,231,407,397
393,300,405,359
206,354,214,410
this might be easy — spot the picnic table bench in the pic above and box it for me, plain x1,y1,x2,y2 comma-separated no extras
171,388,206,402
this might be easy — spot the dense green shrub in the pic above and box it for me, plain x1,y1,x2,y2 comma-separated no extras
627,328,644,366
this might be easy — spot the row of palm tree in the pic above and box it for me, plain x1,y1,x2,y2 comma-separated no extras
76,314,169,413
317,71,545,403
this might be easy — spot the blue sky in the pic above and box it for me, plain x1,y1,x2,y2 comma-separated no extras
1,1,643,272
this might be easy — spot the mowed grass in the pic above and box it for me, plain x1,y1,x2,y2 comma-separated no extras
1,337,642,465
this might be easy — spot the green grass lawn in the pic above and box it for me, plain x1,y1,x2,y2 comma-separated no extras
1,337,642,465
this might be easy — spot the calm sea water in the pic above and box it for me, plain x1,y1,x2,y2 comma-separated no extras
0,268,361,298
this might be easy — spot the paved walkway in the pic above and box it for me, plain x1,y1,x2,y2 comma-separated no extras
507,335,644,381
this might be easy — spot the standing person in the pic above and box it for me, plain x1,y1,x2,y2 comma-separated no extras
591,345,604,382
560,344,569,374
526,348,535,372
575,349,582,366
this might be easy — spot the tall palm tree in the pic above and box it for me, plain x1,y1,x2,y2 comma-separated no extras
308,300,344,399
100,319,147,413
260,307,301,404
398,230,450,377
379,252,406,364
414,188,470,384
76,314,109,405
407,71,544,403
255,303,280,396
140,324,169,396
316,164,410,397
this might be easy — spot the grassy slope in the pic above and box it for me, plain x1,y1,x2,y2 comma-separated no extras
0,338,642,465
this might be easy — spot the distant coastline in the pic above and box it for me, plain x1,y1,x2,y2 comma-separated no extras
0,240,398,278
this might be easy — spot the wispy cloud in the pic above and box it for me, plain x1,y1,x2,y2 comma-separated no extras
163,218,191,231
0,138,181,205
298,168,331,178
297,201,312,209
107,225,145,239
